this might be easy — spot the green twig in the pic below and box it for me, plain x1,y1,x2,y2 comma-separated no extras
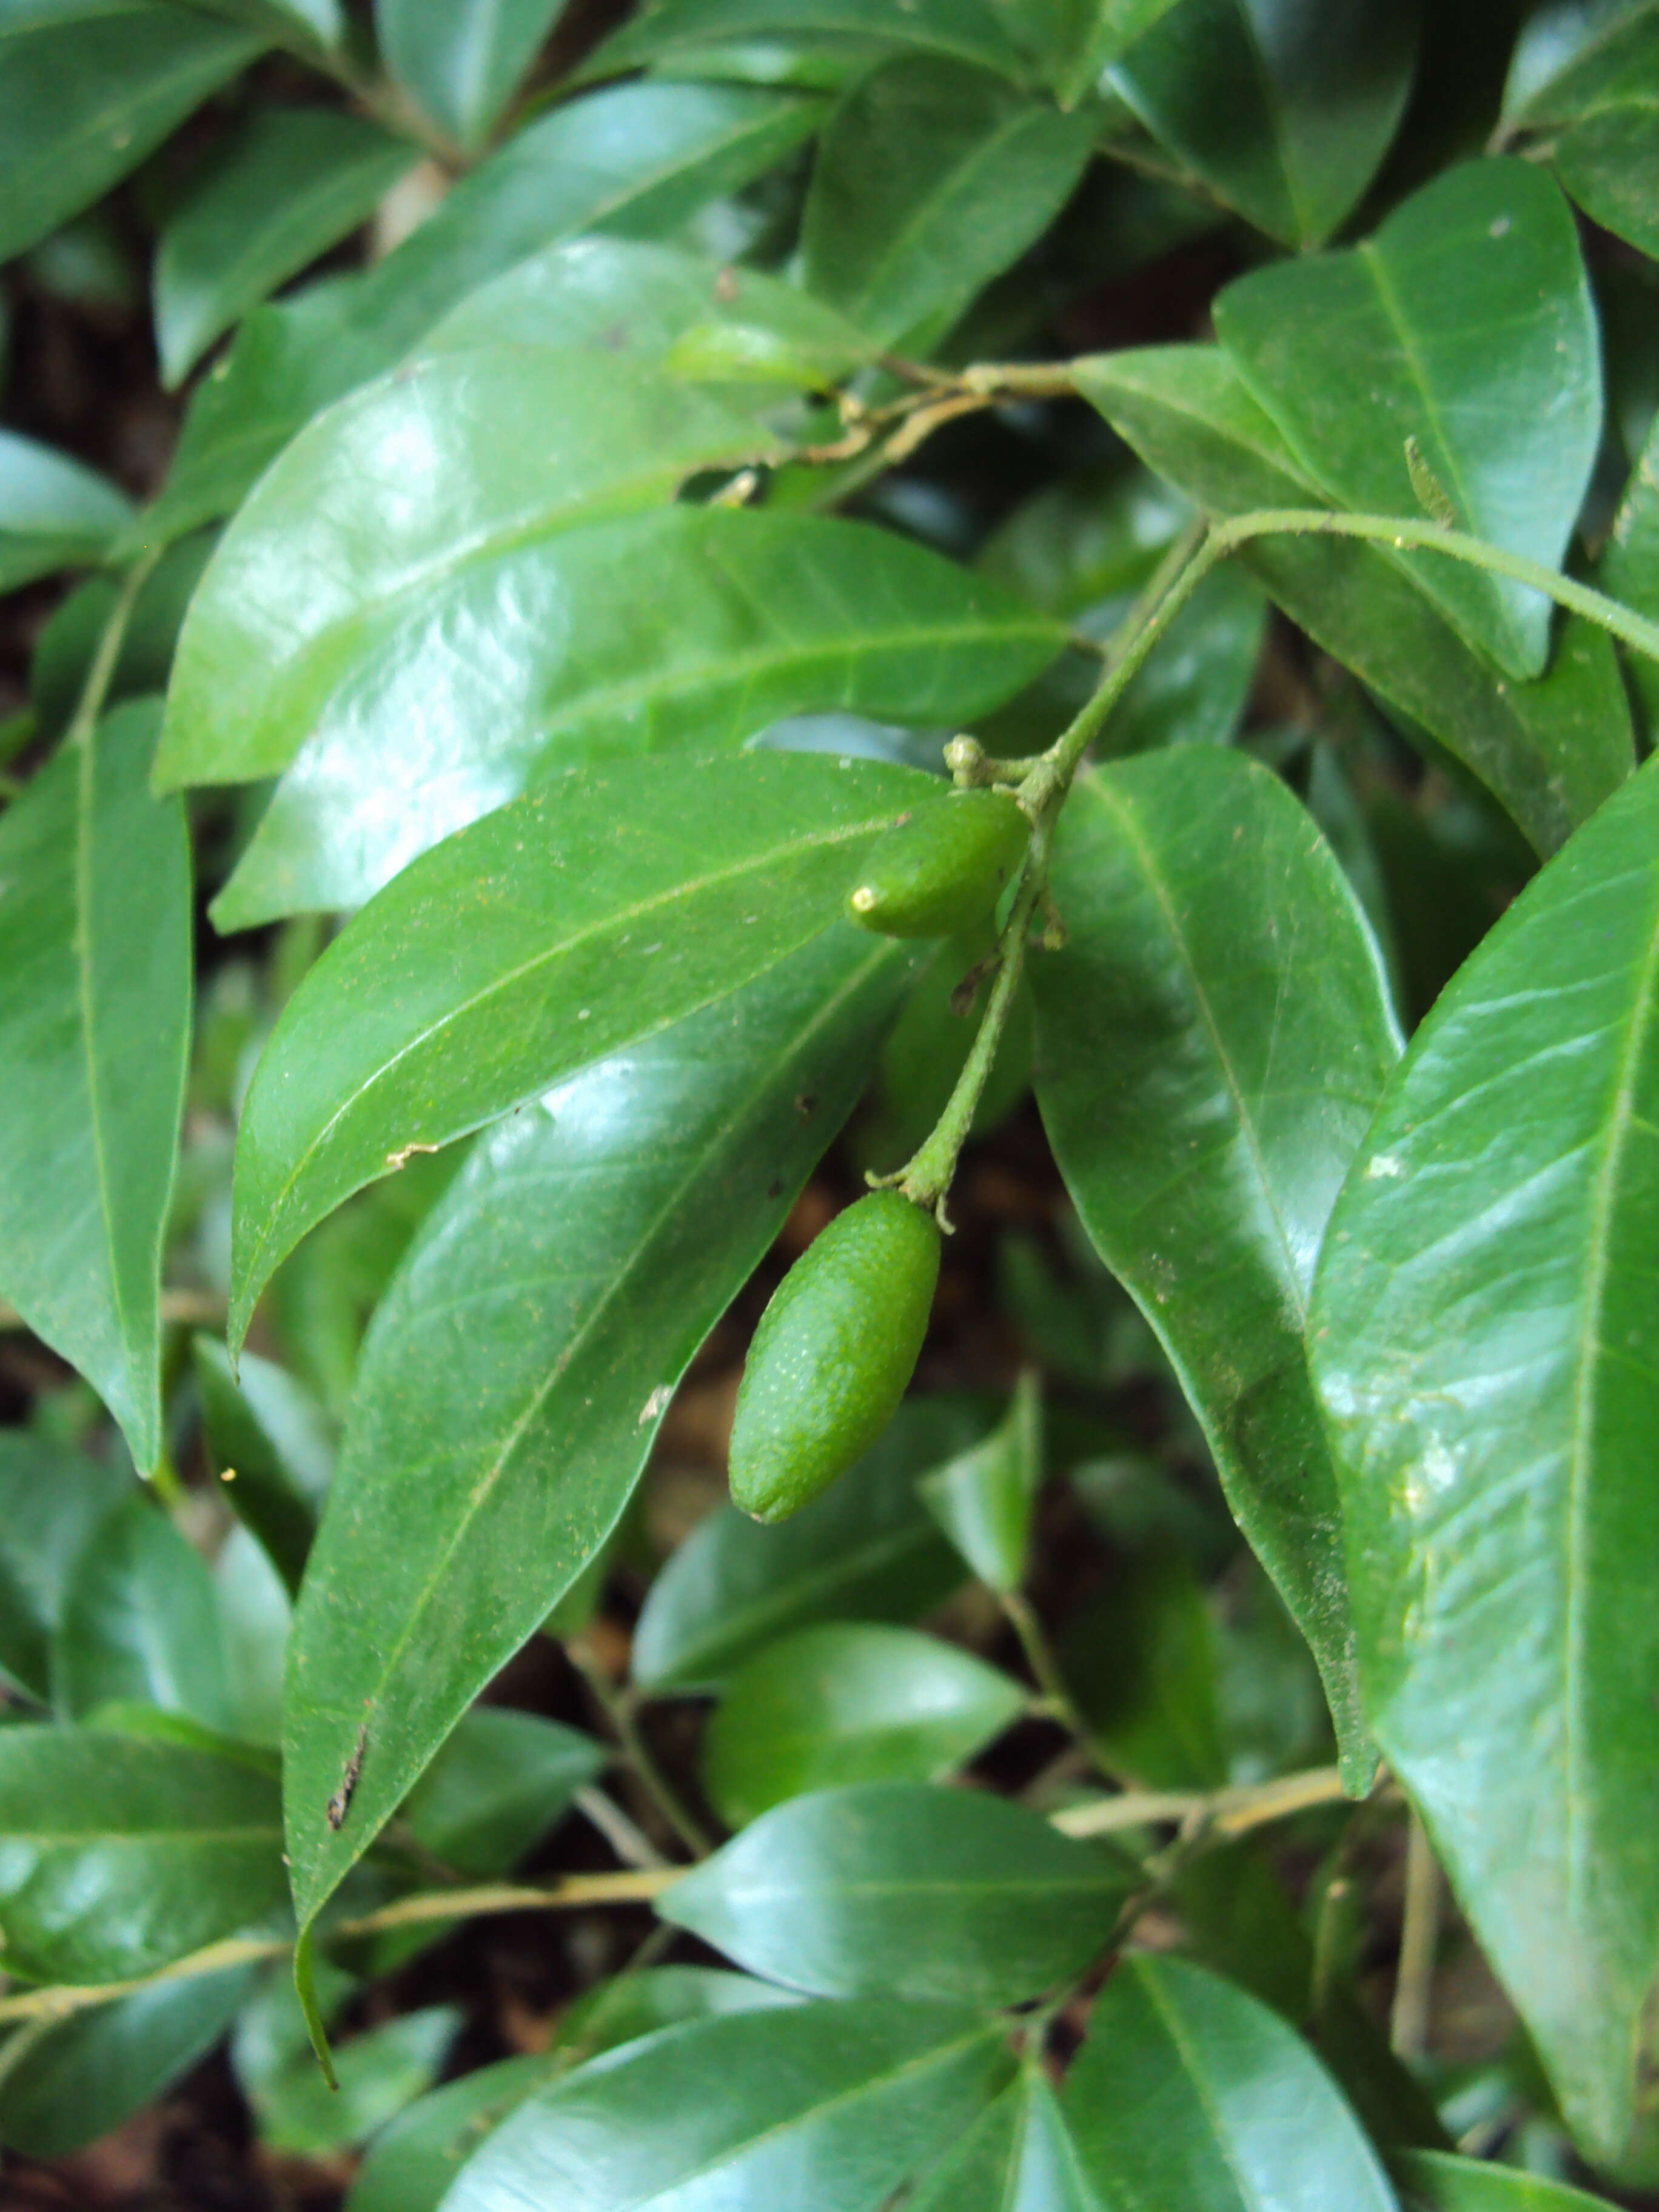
571,1645,712,1858
65,548,158,753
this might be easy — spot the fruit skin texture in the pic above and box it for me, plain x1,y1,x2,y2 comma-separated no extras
848,789,1028,939
728,1190,942,1523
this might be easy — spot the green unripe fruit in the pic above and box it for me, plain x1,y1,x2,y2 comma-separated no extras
847,789,1028,939
728,1190,941,1523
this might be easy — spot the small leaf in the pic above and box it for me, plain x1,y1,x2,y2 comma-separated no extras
919,1369,1043,1592
701,1624,1027,1825
52,1495,232,1729
800,54,1095,344
0,3,261,264
0,1728,285,1983
661,1781,1135,2004
1076,345,1633,855
631,1394,991,1689
281,928,917,1945
346,2054,559,2212
1215,159,1601,679
440,1998,1011,2212
1400,2151,1618,2211
402,1708,605,1877
211,508,1064,927
154,107,414,387
1111,0,1419,246
1033,750,1399,1778
0,703,191,1472
1311,752,1659,2163
228,752,930,1345
377,0,571,152
1063,1954,1397,2208
0,1436,127,1706
249,2004,462,2157
193,1337,335,1598
0,430,133,593
581,0,1032,83
1506,7,1659,263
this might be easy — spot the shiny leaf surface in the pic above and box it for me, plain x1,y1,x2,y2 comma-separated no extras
662,1782,1134,2003
229,752,929,1344
1401,2154,1615,2211
584,0,1031,82
403,1707,605,1876
281,927,915,1936
0,429,133,594
377,0,571,152
0,702,191,1472
904,2068,1094,2211
0,1436,127,1706
918,1369,1042,1593
1311,754,1659,2163
53,1495,232,1728
1033,751,1401,1776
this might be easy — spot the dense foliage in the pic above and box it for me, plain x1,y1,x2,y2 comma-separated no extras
2,1,1658,2204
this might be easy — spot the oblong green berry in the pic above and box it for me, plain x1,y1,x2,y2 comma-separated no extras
847,789,1028,940
728,1190,941,1523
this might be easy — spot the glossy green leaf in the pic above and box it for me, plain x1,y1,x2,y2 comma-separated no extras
905,2068,1094,2211
403,1707,605,1875
1110,0,1419,246
1400,2153,1616,2211
662,1781,1134,2003
702,1624,1026,1825
1310,754,1659,2163
377,0,569,152
0,429,132,592
441,1998,1010,2212
281,927,916,1943
212,509,1064,926
800,55,1095,344
631,1394,991,1689
0,1435,126,1706
154,107,414,387
583,0,1031,82
250,2004,461,2156
918,1369,1042,1592
0,702,192,1472
1064,1955,1396,2208
1033,750,1397,1777
52,1495,232,1729
1061,1551,1225,1789
1075,346,1634,855
1215,159,1600,680
0,1961,253,2158
1506,6,1659,261
145,82,817,549
217,1527,295,1751
158,355,774,793
0,3,261,264
347,2054,559,2212
193,1336,334,1598
228,752,928,1345
0,1728,284,1983
1599,407,1659,731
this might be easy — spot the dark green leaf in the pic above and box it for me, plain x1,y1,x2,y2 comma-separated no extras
158,354,776,793
553,1965,802,2066
402,1707,604,1875
193,1336,334,1598
145,82,819,548
1055,1,1190,101
377,0,570,152
1400,2151,1617,2211
0,1728,284,1982
216,1527,294,1750
631,1394,991,1689
583,0,1031,83
1033,750,1399,1777
1215,159,1600,679
346,2055,559,2212
1506,7,1659,262
918,1369,1042,1593
154,107,414,387
1063,1954,1396,2207
1110,0,1419,246
211,509,1064,927
0,3,261,264
0,1436,127,1706
0,702,192,1472
0,428,132,593
1075,346,1633,855
800,55,1095,344
281,927,916,1942
662,1781,1134,2003
29,532,215,745
0,1963,253,2157
53,1495,232,1729
1599,407,1659,730
228,752,929,1343
441,1999,1011,2212
905,2066,1094,2211
701,1624,1026,1825
1310,752,1659,2164
1061,1552,1225,1789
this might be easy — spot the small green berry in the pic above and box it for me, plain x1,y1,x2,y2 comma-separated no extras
728,1190,941,1523
847,789,1028,940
